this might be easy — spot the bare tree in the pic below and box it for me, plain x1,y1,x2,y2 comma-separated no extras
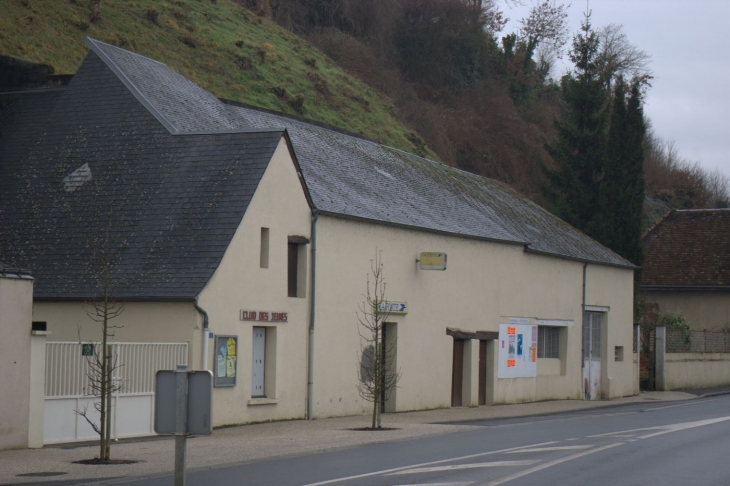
703,167,730,208
356,250,400,429
518,0,570,60
596,23,652,89
75,225,125,462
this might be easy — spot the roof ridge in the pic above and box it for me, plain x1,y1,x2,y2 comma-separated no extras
220,97,375,143
84,37,180,134
641,209,674,240
83,38,168,67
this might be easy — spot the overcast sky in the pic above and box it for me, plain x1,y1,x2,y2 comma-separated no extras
504,0,730,179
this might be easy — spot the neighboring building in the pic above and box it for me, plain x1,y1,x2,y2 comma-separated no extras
0,262,42,450
641,209,730,331
0,38,638,444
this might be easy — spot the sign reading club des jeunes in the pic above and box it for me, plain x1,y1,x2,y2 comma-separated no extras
240,310,288,322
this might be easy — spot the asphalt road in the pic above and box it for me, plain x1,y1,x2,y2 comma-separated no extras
103,396,730,486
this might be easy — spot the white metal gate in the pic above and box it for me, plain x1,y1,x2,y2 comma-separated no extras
44,342,188,444
582,313,602,400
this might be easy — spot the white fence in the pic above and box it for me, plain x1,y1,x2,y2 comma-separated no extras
44,342,188,444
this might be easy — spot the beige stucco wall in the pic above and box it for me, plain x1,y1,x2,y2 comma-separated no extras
33,301,199,346
310,216,636,418
0,276,34,450
643,290,730,331
197,137,311,426
665,353,730,390
585,264,637,399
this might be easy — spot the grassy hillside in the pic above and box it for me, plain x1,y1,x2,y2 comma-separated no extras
0,0,433,157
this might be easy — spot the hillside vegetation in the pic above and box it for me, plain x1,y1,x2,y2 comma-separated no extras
0,0,433,157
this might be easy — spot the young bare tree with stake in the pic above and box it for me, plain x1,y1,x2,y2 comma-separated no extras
76,225,125,462
356,250,400,429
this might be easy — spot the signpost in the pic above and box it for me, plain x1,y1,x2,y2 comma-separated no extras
155,366,213,486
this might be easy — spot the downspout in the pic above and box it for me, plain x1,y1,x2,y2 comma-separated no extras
307,208,318,420
194,297,210,371
582,262,588,399
582,263,588,309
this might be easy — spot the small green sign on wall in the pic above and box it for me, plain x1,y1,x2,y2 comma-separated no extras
81,344,95,357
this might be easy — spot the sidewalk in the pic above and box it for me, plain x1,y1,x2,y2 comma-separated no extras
0,390,712,485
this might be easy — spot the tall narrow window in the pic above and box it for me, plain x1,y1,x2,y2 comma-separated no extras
260,227,269,268
287,236,309,298
287,243,298,297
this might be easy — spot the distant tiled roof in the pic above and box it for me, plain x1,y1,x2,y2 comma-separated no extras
81,39,631,268
641,209,730,288
0,49,285,300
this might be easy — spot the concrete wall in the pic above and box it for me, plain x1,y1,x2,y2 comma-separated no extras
309,216,636,418
664,353,730,390
0,275,34,450
643,290,730,331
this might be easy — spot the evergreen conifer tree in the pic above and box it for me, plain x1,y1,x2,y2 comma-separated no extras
597,77,646,268
544,15,608,240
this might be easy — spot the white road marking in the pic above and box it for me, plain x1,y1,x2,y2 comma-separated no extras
642,396,730,412
301,442,558,486
392,483,474,486
588,415,730,439
504,445,591,453
479,443,624,486
389,461,539,475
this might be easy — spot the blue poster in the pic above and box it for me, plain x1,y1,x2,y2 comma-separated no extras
517,334,523,356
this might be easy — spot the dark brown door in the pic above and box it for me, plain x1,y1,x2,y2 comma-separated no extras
451,340,464,407
478,340,487,406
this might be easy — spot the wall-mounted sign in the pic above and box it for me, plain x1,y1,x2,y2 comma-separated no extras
419,252,447,271
497,323,537,379
214,335,237,387
240,310,288,322
81,344,95,357
535,319,574,327
378,301,408,315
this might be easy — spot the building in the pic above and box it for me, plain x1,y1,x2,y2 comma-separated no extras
641,209,730,330
0,38,638,444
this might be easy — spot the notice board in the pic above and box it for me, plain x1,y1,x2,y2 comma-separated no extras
214,335,237,387
497,322,537,378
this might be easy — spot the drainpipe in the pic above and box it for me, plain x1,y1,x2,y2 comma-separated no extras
194,297,210,371
582,262,588,399
582,263,588,309
307,208,318,420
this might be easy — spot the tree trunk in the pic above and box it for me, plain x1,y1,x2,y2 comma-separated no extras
105,348,112,460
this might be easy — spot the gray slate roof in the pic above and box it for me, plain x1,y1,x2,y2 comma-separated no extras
0,47,286,299
83,38,630,268
0,38,632,300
